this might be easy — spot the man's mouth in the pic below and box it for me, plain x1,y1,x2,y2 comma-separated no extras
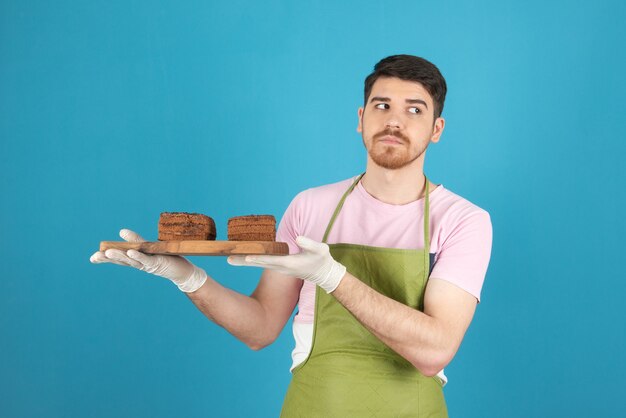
374,129,408,145
378,135,404,145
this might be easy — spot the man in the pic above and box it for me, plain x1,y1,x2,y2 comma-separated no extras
91,55,492,417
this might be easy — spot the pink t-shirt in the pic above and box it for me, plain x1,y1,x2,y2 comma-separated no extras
276,175,493,325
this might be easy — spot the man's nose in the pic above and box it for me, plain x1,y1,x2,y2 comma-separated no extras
384,111,403,129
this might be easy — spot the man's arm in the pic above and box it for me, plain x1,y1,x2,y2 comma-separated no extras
185,269,302,350
331,274,476,376
91,229,303,351
229,236,479,373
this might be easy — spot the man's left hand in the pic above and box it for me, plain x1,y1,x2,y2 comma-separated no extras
227,236,346,293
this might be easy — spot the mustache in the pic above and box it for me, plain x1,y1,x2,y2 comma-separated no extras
373,128,409,143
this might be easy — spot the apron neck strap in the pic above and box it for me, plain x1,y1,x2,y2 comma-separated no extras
423,178,430,273
322,173,431,251
322,173,364,243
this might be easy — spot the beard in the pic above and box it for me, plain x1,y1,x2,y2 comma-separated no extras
364,128,428,170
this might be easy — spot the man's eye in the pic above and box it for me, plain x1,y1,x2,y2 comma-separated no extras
408,107,421,114
375,103,389,110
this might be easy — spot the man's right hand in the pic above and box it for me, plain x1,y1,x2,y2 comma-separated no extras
90,229,208,293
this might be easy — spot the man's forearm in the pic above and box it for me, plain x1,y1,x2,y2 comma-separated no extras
185,276,274,350
331,273,454,376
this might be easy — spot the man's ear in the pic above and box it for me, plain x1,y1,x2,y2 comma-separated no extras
357,107,364,133
430,117,445,143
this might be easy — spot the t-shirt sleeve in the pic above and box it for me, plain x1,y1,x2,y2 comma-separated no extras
276,192,304,255
430,209,493,302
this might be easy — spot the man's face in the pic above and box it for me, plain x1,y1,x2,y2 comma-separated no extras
358,77,445,170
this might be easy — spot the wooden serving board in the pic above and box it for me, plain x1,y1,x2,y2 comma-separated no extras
99,240,289,256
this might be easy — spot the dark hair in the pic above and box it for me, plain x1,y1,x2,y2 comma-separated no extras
364,55,447,119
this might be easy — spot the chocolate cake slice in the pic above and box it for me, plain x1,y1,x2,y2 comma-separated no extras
227,215,276,241
158,212,216,241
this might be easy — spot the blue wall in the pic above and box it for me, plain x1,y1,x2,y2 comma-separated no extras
1,1,625,416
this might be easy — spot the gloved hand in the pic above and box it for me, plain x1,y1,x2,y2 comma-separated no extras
90,229,208,293
227,236,346,293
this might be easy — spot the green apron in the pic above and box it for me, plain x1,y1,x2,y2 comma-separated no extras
280,174,448,418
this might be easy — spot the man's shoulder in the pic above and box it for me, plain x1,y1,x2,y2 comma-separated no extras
433,184,491,223
278,176,358,243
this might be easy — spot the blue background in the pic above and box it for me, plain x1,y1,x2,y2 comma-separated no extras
1,0,625,417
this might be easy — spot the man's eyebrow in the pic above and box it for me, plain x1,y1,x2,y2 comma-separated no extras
369,96,429,109
406,99,428,109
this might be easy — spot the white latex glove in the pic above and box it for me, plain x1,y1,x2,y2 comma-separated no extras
90,229,208,293
227,236,347,293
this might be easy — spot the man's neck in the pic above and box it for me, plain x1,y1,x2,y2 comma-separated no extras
361,158,433,205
